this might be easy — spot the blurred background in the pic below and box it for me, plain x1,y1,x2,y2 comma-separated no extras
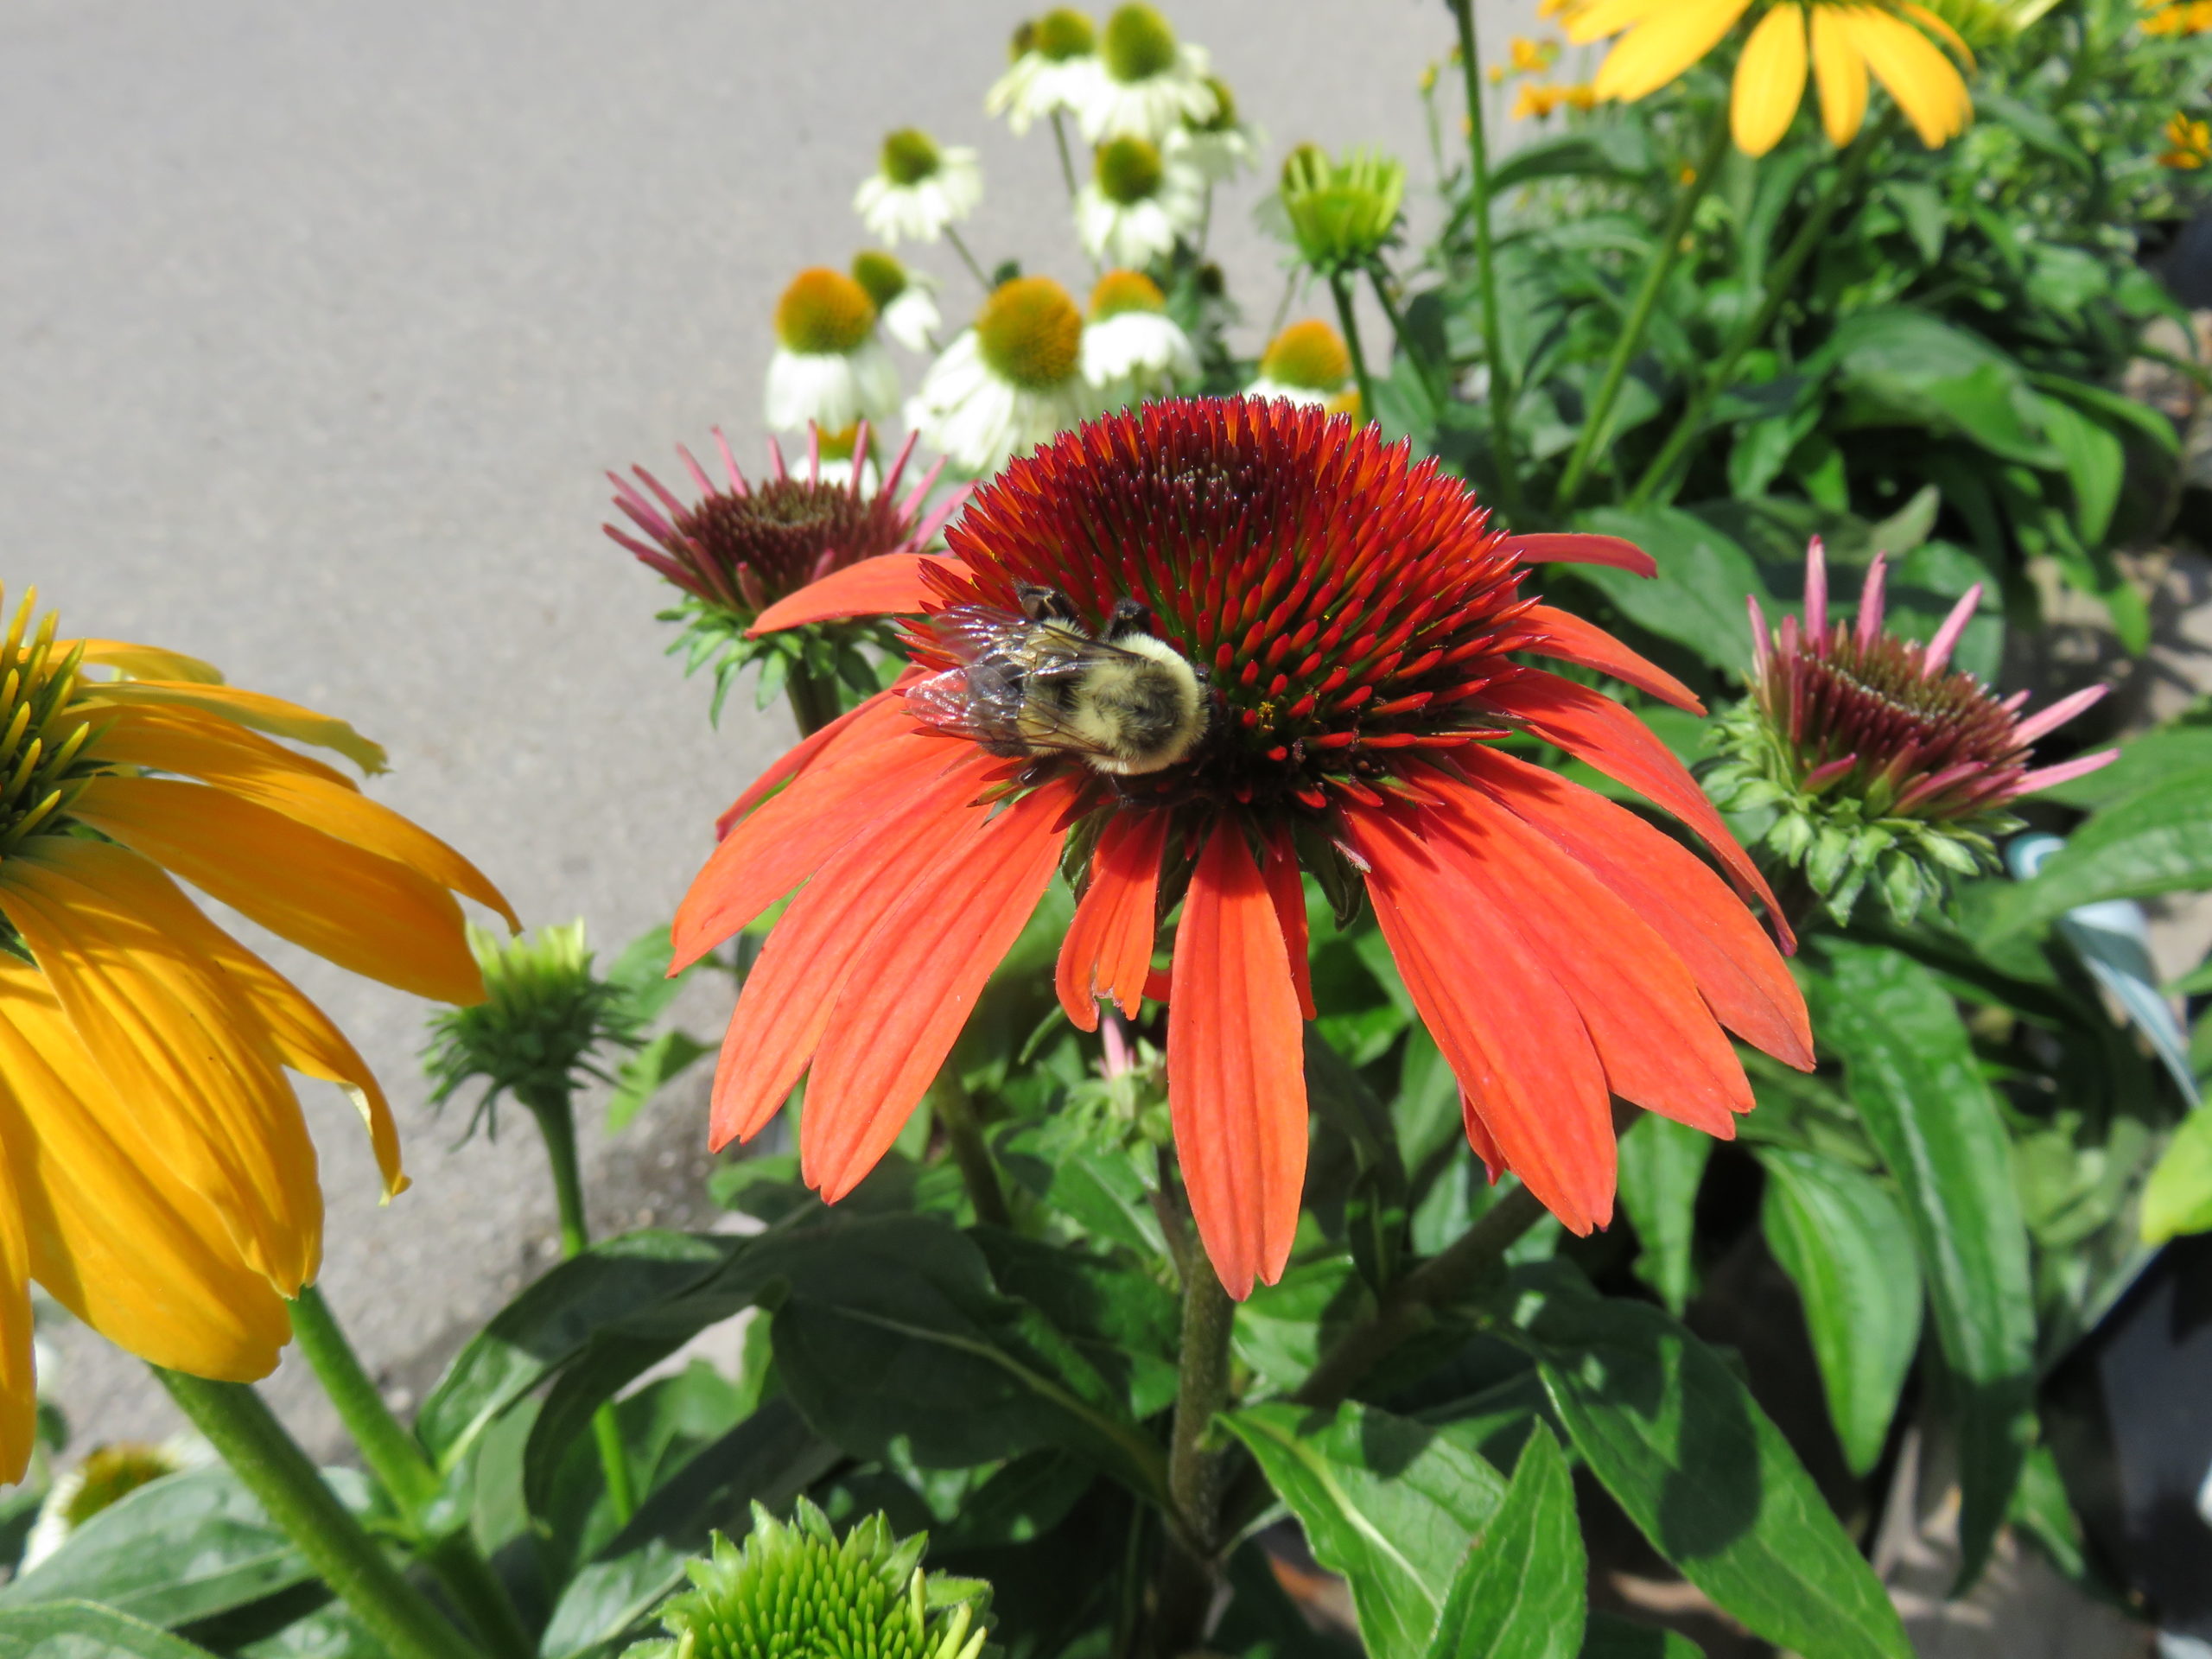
11,0,1540,1454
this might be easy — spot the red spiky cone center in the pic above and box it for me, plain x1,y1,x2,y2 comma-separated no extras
680,480,913,612
908,398,1538,813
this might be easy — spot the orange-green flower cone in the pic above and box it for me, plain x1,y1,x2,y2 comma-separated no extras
0,592,514,1482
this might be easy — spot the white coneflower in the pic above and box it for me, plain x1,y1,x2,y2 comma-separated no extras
1246,318,1360,418
853,129,982,245
1075,136,1205,270
907,276,1104,476
986,9,1107,136
1080,270,1197,404
22,1438,210,1571
1072,4,1217,144
764,267,900,437
1162,76,1260,182
852,250,942,353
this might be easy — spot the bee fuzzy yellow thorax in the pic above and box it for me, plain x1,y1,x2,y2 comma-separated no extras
1025,632,1207,775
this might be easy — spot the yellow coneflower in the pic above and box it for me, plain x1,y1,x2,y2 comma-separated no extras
2161,111,2211,168
0,591,513,1481
1568,0,1974,155
1514,82,1571,119
2143,0,2212,35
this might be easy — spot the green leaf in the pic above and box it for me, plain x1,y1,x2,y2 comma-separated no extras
1756,1148,1923,1474
2143,1104,2212,1244
1823,308,2056,467
1236,1258,1376,1393
0,1469,369,1629
1579,1615,1703,1658
1512,1282,1909,1659
1564,506,1768,672
1224,1401,1509,1659
2027,390,2125,546
1423,1425,1585,1659
2038,729,2212,811
416,1230,741,1469
604,1029,713,1134
0,1602,221,1659
1490,134,1646,194
1984,772,2212,941
1616,1118,1712,1316
1802,942,2034,1586
537,1398,841,1658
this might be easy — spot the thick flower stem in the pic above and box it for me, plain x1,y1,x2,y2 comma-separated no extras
1553,112,1732,512
287,1288,535,1659
519,1089,637,1525
1151,1255,1236,1656
929,1068,1012,1228
1326,273,1380,431
1627,133,1877,508
783,659,843,738
1446,0,1525,518
155,1369,485,1659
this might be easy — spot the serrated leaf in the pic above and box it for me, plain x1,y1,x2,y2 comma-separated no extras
1802,942,2034,1587
1423,1424,1585,1659
1757,1148,1923,1473
1224,1401,1509,1659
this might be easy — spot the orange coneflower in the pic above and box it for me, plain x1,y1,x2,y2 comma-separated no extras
0,594,512,1478
672,399,1813,1297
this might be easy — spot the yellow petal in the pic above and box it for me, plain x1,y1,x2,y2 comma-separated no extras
66,776,486,1006
73,639,226,685
0,1161,32,1483
0,959,289,1381
81,704,518,931
1565,0,1669,44
0,842,321,1294
1896,1,1974,67
1810,5,1871,143
1846,5,1972,145
1732,4,1809,154
76,681,388,776
1593,0,1754,101
191,929,410,1202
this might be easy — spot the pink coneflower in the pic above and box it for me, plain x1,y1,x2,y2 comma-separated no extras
1709,537,2117,922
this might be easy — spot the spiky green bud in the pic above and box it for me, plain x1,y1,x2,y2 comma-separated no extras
1276,145,1405,276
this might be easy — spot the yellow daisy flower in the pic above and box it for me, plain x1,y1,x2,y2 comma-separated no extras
1568,0,1974,155
0,592,513,1480
2161,111,2211,168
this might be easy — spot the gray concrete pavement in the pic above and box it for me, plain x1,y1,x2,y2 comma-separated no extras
7,0,1535,1452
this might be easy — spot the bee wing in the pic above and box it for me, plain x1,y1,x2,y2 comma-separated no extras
904,669,983,737
929,604,1034,665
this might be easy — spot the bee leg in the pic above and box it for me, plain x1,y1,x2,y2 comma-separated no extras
1016,583,1078,624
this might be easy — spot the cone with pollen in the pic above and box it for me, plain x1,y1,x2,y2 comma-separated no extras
675,400,1813,1298
0,590,513,1480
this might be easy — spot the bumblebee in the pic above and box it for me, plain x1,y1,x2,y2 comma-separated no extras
909,584,1210,775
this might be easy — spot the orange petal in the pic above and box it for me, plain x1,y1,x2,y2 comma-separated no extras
1491,669,1789,946
712,683,912,838
82,703,516,930
1460,1090,1506,1185
0,958,290,1382
706,752,1002,1149
1455,746,1812,1069
749,554,964,633
0,842,321,1293
1349,804,1616,1234
1167,819,1308,1299
676,726,962,970
1422,772,1750,1134
67,776,482,1006
804,777,1080,1200
1499,533,1656,578
1260,822,1317,1020
1516,605,1704,714
1057,810,1173,1030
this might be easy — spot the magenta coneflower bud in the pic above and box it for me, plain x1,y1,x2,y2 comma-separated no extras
603,422,967,723
1707,537,2117,924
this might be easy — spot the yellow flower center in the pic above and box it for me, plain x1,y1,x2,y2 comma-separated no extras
1102,3,1177,81
976,276,1084,390
0,595,93,861
817,421,861,461
1260,320,1352,391
1090,269,1167,320
879,128,942,187
851,250,909,309
774,269,878,356
1034,7,1097,60
1095,135,1165,205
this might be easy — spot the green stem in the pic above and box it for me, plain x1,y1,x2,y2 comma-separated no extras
284,1289,537,1659
1627,131,1877,508
1326,272,1379,428
783,658,843,738
1050,111,1082,200
156,1370,484,1659
521,1090,637,1525
929,1068,1012,1229
944,225,994,293
1368,264,1447,416
1553,112,1732,512
1151,1253,1236,1656
1447,0,1525,518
